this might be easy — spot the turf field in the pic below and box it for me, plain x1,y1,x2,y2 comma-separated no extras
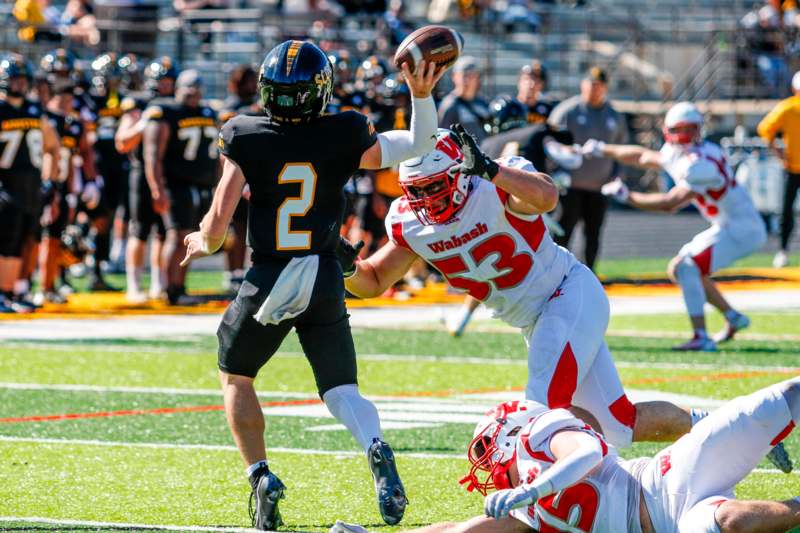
1,307,799,532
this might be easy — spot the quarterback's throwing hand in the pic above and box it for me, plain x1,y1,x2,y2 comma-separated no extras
336,236,364,278
180,231,211,267
401,60,446,99
449,123,500,181
600,177,630,203
484,486,537,520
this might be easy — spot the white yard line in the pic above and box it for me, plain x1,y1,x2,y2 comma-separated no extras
0,516,262,532
0,436,794,477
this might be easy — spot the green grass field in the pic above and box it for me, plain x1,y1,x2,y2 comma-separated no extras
1,309,799,531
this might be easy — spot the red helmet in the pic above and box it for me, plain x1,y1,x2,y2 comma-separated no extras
399,129,471,225
663,102,703,145
459,400,548,496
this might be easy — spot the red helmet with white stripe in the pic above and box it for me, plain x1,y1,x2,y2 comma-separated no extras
459,400,548,496
399,129,471,225
663,102,703,145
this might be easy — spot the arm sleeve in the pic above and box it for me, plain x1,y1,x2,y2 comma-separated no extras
496,155,537,172
526,431,605,499
377,96,438,168
757,101,787,142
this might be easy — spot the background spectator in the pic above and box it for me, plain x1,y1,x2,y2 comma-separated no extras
757,70,800,268
437,56,491,143
548,66,627,271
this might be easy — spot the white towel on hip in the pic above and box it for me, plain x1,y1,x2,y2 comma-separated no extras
252,255,319,325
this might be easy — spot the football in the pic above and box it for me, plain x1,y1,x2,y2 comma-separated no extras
393,25,465,75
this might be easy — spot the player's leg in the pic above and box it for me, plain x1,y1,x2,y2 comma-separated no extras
775,171,800,267
686,497,800,533
704,225,767,344
216,262,297,530
296,255,406,525
330,515,533,533
553,187,580,249
581,190,608,272
0,204,25,311
444,295,481,337
524,263,609,416
664,378,799,511
160,181,193,304
669,226,722,351
572,341,691,446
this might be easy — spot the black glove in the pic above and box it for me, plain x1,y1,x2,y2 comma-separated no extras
336,236,365,278
449,123,500,181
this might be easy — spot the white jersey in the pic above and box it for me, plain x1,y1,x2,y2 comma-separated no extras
660,141,761,230
386,156,576,328
509,409,642,533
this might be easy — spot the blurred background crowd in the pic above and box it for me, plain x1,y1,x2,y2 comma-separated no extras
1,0,799,313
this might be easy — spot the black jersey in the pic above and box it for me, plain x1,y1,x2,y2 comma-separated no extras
0,99,45,204
47,111,84,184
481,124,572,173
526,99,556,125
148,98,219,186
219,110,377,261
90,90,126,167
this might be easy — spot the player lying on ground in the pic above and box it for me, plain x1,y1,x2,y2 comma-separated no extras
332,376,800,533
180,40,445,529
586,102,767,352
339,125,791,471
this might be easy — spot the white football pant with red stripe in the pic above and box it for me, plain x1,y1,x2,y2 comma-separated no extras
524,261,636,448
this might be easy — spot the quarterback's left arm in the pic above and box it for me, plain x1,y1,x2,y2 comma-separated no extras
359,61,443,170
484,429,605,520
180,154,245,266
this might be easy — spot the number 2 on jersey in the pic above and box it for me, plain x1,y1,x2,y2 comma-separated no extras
276,163,317,251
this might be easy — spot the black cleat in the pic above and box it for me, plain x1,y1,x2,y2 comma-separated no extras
767,442,793,473
249,470,286,530
368,439,407,525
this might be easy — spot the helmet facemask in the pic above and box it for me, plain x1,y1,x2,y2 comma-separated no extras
663,122,701,145
460,420,518,495
399,130,470,225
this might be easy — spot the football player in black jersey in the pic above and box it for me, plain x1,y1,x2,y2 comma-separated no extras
142,69,219,305
90,53,129,273
0,54,59,313
180,40,444,529
37,49,105,303
115,57,176,303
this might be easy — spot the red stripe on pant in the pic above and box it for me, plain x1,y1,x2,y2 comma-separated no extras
609,394,637,429
547,342,578,409
691,246,713,276
771,421,796,446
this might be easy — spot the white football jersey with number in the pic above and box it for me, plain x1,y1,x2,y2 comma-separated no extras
660,141,761,229
386,156,576,328
510,409,642,533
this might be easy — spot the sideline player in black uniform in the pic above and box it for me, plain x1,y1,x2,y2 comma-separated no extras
90,53,129,273
0,54,59,313
115,57,176,302
180,40,443,529
143,69,219,305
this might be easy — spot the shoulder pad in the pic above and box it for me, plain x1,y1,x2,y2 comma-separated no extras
518,409,583,459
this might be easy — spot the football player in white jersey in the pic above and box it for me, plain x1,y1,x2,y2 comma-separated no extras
331,377,800,533
587,102,768,352
342,124,697,452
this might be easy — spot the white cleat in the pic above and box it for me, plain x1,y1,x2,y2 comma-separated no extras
672,334,717,352
329,520,370,533
773,250,789,268
125,290,148,304
713,313,750,344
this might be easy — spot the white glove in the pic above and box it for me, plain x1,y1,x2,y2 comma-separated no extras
600,178,630,203
81,181,101,210
581,139,606,158
484,486,538,520
329,520,370,533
